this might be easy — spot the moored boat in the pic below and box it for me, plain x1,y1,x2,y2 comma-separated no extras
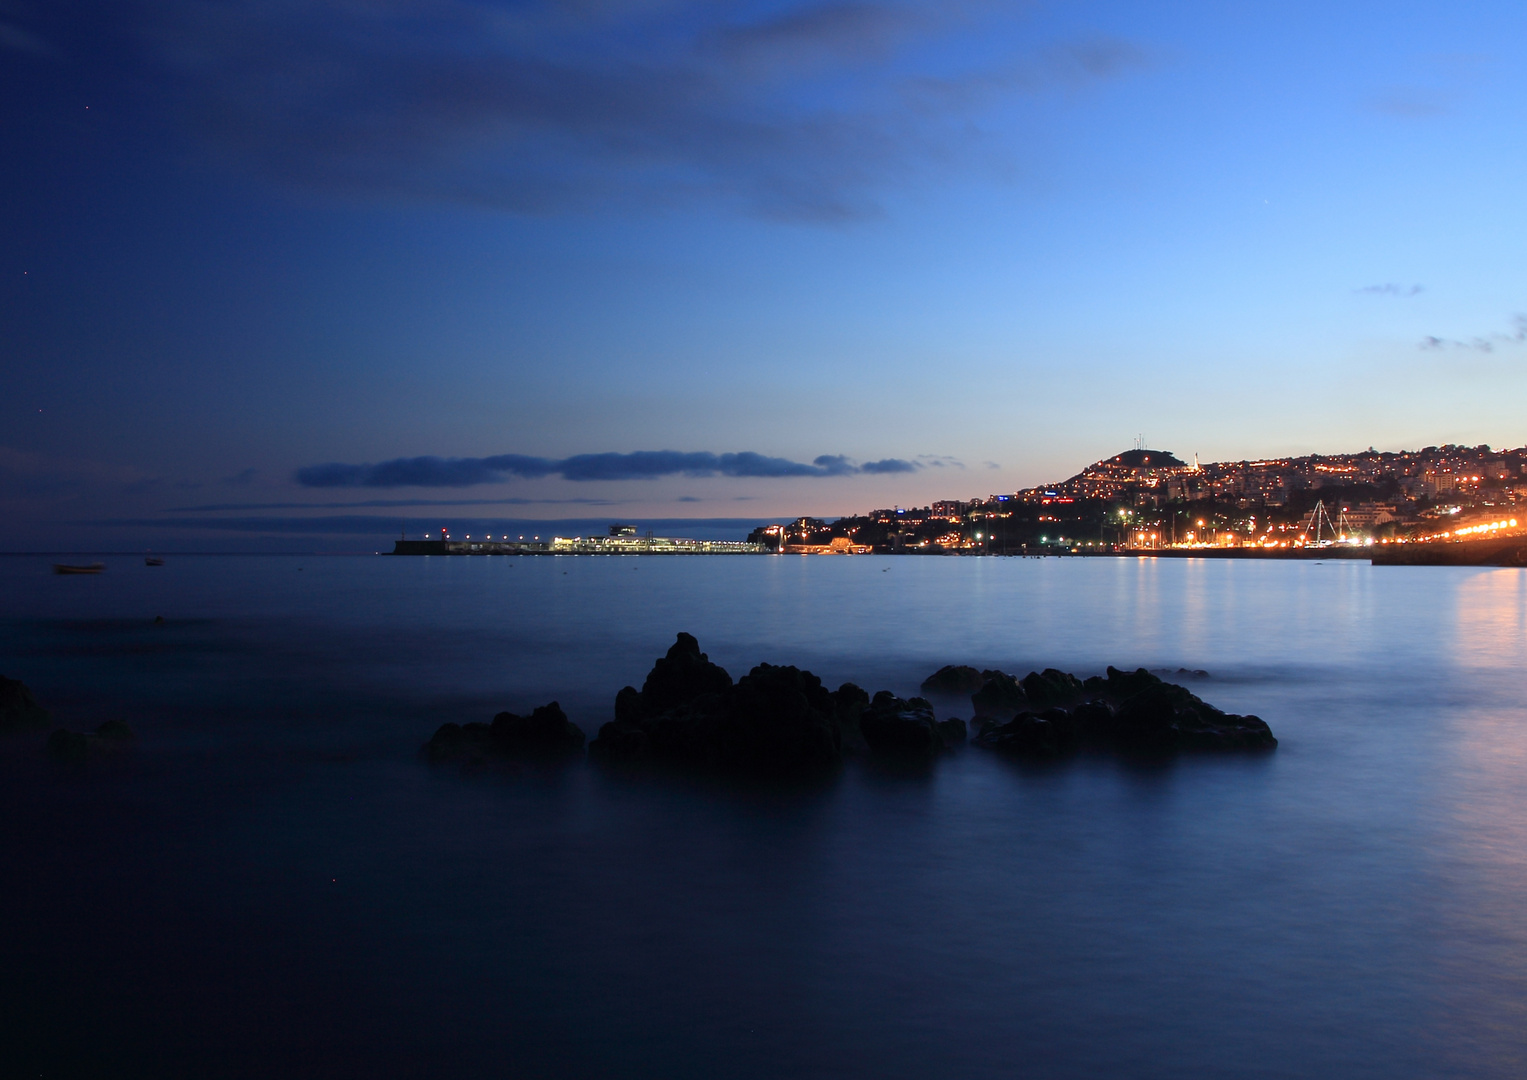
53,562,105,575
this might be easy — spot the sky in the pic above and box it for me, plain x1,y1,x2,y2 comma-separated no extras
3,1,1526,550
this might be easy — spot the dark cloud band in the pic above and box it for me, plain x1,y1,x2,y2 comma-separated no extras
296,451,922,488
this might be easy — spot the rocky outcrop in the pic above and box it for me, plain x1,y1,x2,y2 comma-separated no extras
1,676,51,731
920,665,986,696
970,672,1027,719
860,692,944,760
424,702,585,766
962,665,1276,757
589,635,853,776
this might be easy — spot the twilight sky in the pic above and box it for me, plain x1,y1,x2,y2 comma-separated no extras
3,1,1526,549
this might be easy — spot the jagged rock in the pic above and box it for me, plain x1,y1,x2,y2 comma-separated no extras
859,692,945,760
719,663,842,773
920,665,986,696
424,701,583,765
1,676,51,731
831,682,870,756
490,703,585,757
971,672,1028,719
589,635,843,776
1019,669,1085,707
975,707,1080,757
640,632,732,712
938,717,967,748
972,666,1275,757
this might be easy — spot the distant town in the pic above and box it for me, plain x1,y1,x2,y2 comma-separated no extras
746,443,1526,555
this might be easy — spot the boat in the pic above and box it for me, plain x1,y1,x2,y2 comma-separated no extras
145,556,165,566
53,563,104,575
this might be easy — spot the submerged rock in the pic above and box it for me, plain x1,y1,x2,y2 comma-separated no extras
424,701,584,766
970,665,1275,757
1,676,51,731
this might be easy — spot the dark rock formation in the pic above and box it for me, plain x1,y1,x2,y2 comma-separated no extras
424,702,584,766
640,632,733,712
1019,669,1084,708
1,676,51,731
589,635,850,776
859,692,945,761
832,682,871,756
971,665,1275,757
920,665,986,696
970,671,1028,720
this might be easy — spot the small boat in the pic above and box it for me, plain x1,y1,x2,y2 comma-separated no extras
145,556,165,566
53,562,104,575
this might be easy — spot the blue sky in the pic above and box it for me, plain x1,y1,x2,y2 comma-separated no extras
3,1,1525,548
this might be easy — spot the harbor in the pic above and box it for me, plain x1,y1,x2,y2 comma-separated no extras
392,525,766,556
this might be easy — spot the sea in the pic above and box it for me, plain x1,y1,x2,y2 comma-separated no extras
2,553,1525,1079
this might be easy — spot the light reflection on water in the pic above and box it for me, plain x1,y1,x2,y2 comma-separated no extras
0,554,1524,1079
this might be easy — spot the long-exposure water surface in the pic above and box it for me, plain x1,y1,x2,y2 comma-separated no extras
2,553,1524,1078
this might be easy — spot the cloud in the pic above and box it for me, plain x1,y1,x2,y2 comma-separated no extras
705,3,922,66
859,458,918,474
917,454,966,469
83,514,767,538
1359,283,1423,297
99,1,1147,221
295,449,924,487
222,468,257,486
164,497,621,512
1419,314,1527,352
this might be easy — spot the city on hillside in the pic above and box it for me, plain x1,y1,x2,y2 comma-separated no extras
747,444,1527,554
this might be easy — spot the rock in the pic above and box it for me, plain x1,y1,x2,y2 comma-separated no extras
640,632,733,712
720,663,842,773
973,707,1080,757
490,702,585,758
920,665,986,696
589,634,845,776
971,672,1028,719
859,692,944,761
971,666,1275,758
938,717,967,748
832,682,871,756
424,702,583,766
1019,669,1085,707
1,676,52,731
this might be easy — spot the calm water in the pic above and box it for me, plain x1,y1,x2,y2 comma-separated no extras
2,553,1525,1079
